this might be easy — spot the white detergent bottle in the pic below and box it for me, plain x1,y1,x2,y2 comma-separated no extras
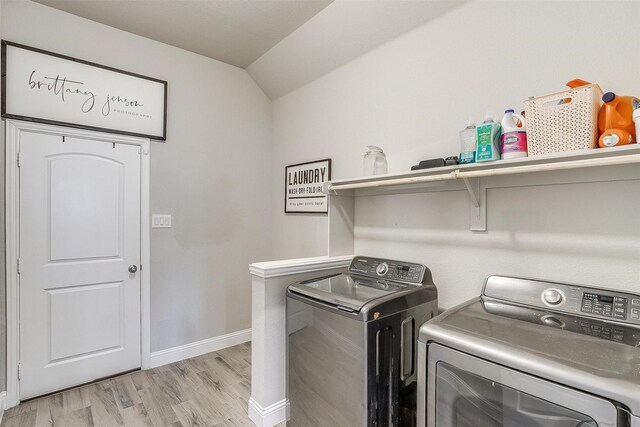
500,109,528,159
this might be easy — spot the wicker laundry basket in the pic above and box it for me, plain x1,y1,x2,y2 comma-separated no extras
524,84,603,156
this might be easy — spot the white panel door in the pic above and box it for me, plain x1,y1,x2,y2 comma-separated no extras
19,132,141,399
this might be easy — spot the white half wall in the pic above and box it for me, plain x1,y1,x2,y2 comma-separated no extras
0,0,273,379
248,256,352,427
270,0,640,306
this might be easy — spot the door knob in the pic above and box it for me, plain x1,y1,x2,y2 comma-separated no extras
128,265,138,274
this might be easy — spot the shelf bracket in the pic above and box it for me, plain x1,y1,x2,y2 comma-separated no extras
462,177,486,232
462,177,479,208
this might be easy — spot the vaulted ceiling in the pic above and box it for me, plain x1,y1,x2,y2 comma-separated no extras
32,0,467,99
32,0,334,68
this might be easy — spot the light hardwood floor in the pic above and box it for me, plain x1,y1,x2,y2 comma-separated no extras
1,342,281,427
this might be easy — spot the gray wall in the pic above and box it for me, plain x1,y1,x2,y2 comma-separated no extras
0,0,6,395
3,0,640,398
0,0,274,393
270,0,640,300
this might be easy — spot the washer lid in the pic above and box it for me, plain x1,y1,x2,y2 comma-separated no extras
419,298,640,415
288,273,413,312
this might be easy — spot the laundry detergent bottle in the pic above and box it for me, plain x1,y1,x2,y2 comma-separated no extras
598,92,640,147
475,115,501,162
500,109,527,159
459,120,477,164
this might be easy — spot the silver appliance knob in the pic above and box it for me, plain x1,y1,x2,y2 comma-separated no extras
376,263,389,276
543,288,563,305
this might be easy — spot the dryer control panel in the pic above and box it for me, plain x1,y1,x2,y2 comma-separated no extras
349,256,426,284
483,275,640,326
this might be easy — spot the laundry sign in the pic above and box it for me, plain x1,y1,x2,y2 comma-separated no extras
1,40,167,140
285,159,332,213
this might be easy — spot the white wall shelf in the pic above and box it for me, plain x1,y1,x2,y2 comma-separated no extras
323,145,640,237
325,145,640,194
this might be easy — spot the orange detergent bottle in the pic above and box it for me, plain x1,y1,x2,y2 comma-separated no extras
598,92,640,148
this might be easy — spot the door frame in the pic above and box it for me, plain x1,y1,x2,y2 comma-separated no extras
4,119,152,408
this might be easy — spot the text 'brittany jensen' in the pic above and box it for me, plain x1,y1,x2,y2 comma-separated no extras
28,70,146,116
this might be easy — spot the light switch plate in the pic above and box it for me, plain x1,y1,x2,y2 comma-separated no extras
152,214,172,228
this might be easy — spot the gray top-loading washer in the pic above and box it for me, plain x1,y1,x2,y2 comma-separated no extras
287,256,438,426
417,275,640,427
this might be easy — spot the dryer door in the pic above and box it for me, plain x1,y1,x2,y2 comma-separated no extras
427,344,620,427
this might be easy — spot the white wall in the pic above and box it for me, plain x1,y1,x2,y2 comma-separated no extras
271,0,640,306
0,0,273,370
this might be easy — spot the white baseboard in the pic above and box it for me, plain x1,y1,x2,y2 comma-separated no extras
149,328,251,368
0,391,6,424
248,397,288,427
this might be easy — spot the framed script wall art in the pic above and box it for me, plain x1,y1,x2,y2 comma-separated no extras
1,40,167,140
285,159,332,214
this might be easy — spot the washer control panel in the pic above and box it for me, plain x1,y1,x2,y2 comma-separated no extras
581,292,627,319
483,275,640,326
483,301,640,347
349,256,426,284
